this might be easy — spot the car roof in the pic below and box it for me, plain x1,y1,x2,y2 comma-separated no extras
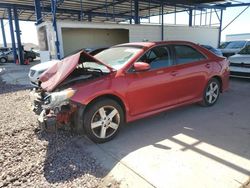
116,40,198,48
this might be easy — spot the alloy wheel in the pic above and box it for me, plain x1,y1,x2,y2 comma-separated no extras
206,82,219,104
91,106,120,139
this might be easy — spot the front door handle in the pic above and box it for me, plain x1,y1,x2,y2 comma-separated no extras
171,71,178,76
205,63,211,69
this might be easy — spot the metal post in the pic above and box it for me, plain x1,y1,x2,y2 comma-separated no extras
189,8,192,26
218,10,223,48
200,10,202,26
134,0,139,24
51,0,61,59
0,19,7,47
88,13,92,22
194,10,196,26
80,0,83,21
13,7,24,65
34,0,42,25
7,8,17,64
161,2,164,41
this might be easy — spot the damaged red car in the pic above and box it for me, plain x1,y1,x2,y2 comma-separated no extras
30,41,229,143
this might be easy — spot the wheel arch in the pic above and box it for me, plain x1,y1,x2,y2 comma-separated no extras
211,75,223,92
84,94,128,122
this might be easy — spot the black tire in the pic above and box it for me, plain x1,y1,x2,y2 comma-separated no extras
0,57,7,63
83,98,124,143
201,78,220,107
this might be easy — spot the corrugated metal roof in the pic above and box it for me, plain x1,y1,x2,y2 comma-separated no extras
0,0,246,22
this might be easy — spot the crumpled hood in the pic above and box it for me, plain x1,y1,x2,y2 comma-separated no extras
39,50,114,92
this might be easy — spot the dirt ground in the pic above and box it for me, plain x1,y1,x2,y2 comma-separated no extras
0,65,119,187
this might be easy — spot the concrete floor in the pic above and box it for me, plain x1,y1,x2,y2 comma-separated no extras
0,61,39,85
0,62,249,188
91,78,250,188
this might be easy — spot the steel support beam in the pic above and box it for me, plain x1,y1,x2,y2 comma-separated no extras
51,0,60,59
7,8,17,64
222,6,249,32
34,0,42,25
13,7,24,65
88,13,92,22
218,10,223,48
189,8,193,26
0,19,7,47
134,0,140,24
0,3,132,20
161,2,164,41
220,3,250,8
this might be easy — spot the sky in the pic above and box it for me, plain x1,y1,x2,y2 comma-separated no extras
0,2,250,46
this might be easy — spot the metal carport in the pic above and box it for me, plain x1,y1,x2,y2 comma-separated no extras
0,0,249,64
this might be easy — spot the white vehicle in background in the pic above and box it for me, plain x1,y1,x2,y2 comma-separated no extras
29,60,60,86
229,45,250,78
220,40,250,58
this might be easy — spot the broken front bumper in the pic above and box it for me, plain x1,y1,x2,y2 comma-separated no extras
30,89,84,132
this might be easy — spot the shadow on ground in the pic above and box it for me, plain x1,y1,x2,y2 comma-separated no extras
35,129,107,184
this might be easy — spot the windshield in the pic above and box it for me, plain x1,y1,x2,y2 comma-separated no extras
238,45,250,55
224,41,246,49
219,42,230,49
94,46,142,70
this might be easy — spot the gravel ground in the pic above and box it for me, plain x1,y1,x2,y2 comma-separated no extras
0,72,119,187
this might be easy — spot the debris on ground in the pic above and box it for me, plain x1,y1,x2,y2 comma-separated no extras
0,73,119,188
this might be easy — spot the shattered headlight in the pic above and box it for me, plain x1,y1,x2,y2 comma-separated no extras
43,88,76,109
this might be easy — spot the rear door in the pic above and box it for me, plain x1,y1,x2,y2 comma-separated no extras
125,45,179,116
170,44,211,103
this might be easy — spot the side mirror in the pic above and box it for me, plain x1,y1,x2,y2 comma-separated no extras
134,62,150,72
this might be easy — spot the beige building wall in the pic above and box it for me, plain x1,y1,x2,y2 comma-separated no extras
62,28,129,56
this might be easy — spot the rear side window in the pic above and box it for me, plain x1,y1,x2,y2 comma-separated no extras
174,45,206,65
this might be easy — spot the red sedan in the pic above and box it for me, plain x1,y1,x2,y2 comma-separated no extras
32,41,229,143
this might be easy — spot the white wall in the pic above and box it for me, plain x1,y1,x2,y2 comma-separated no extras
38,21,219,58
163,25,219,48
62,28,129,56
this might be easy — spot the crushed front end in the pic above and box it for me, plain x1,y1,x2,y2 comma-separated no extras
30,88,81,132
29,50,113,133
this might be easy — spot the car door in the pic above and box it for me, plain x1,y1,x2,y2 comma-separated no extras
170,44,211,103
125,45,180,116
7,51,14,61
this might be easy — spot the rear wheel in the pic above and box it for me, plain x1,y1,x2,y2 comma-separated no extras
0,57,7,63
83,99,124,143
201,78,220,106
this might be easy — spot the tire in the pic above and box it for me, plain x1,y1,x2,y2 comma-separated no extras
83,99,124,143
0,57,7,63
201,78,220,107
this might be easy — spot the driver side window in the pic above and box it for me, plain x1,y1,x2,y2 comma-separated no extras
139,46,172,70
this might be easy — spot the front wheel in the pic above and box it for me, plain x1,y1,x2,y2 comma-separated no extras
201,78,220,107
0,57,7,63
83,99,124,143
